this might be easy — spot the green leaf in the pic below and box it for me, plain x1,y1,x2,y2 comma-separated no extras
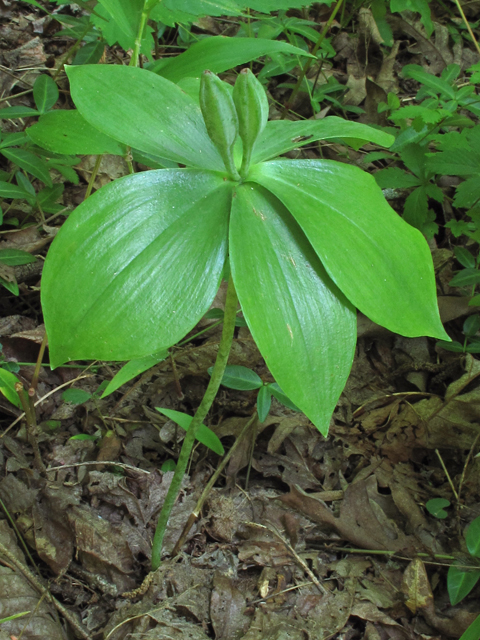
69,433,98,441
42,169,231,367
66,64,224,171
0,368,21,408
156,407,224,455
230,183,356,435
0,277,19,296
0,106,40,119
463,315,480,337
454,177,480,210
402,64,456,99
153,36,314,82
0,249,36,266
251,118,394,165
436,340,464,352
0,182,30,200
161,459,176,472
102,349,168,398
33,75,59,114
450,269,480,287
268,382,300,411
1,148,52,187
459,614,480,640
97,0,138,39
469,294,480,306
62,388,92,404
213,365,263,390
448,565,480,606
249,161,449,340
374,167,422,189
403,186,431,232
466,516,480,557
425,498,450,518
72,40,106,66
27,110,126,156
257,385,271,422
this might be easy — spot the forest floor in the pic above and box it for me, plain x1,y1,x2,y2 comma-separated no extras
0,1,480,639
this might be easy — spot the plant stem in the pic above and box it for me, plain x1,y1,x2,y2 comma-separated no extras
151,277,239,570
453,0,480,55
171,411,257,556
285,0,345,111
53,23,91,80
129,4,151,68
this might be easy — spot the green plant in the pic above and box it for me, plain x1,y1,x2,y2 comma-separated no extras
41,63,448,566
448,515,480,606
425,497,451,519
211,364,299,422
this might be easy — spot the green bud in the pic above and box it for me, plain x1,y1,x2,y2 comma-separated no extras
200,70,240,179
232,68,269,177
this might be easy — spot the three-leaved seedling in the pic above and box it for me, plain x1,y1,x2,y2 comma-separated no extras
41,66,449,567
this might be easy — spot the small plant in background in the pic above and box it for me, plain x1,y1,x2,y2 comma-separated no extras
209,364,299,422
448,515,480,606
425,498,451,519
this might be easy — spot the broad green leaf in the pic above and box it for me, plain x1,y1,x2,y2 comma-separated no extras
0,182,31,200
27,111,126,156
459,614,480,640
448,565,480,606
249,160,449,340
42,170,231,368
425,498,450,519
1,148,52,187
0,249,36,266
66,65,225,171
403,64,455,98
0,106,39,119
257,385,271,422
251,118,394,165
214,365,263,390
469,294,480,306
156,407,224,455
466,516,480,557
102,349,168,398
0,368,21,408
403,186,430,232
33,75,59,114
230,183,356,435
153,37,314,82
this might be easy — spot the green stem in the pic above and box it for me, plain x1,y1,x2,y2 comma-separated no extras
129,4,150,68
285,0,345,111
151,277,239,570
53,23,91,80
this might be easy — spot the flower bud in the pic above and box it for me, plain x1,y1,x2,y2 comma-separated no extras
200,70,239,179
233,68,269,176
